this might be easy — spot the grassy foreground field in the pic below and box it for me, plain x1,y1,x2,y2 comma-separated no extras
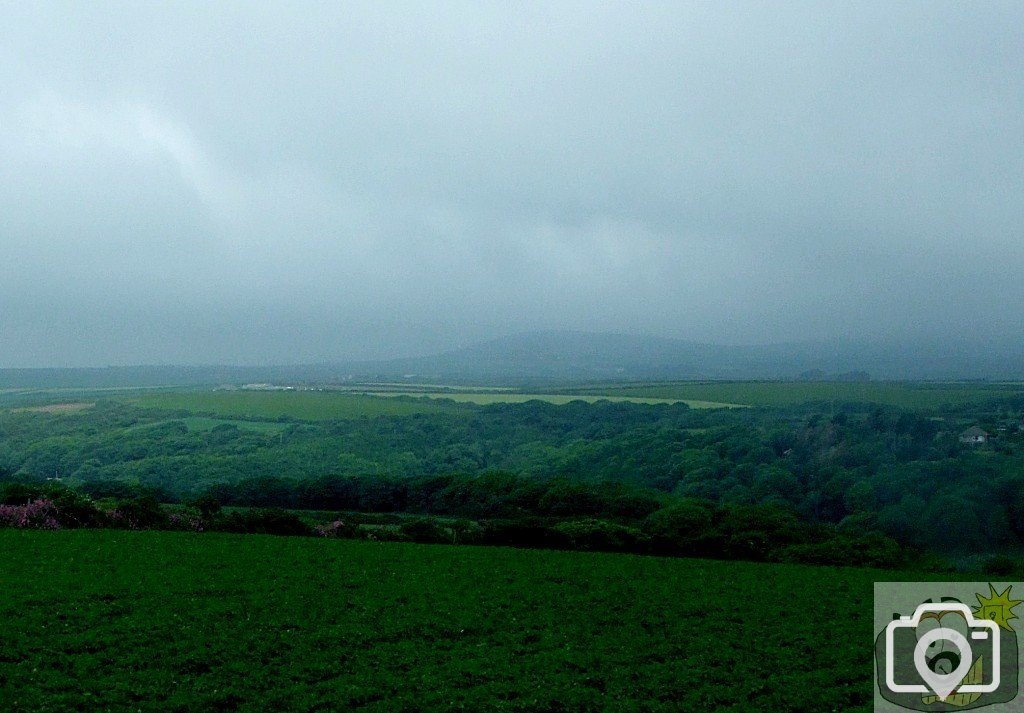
0,530,957,712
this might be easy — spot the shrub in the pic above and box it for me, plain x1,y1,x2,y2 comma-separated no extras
775,533,904,569
982,554,1019,576
553,519,642,551
477,519,572,550
219,509,312,537
642,499,719,555
399,518,451,544
718,504,808,561
0,499,60,530
1,483,47,505
47,487,105,527
315,519,358,538
167,512,205,532
187,495,222,519
112,496,167,529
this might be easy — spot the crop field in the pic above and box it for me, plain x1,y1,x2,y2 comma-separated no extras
0,387,145,410
129,390,466,420
0,529,968,712
565,380,1024,409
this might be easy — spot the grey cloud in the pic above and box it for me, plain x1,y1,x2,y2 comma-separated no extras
1,1,1022,365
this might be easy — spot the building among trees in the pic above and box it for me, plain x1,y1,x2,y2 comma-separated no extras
959,426,989,444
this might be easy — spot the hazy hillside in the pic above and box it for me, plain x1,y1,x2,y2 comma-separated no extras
300,331,1024,382
3,331,1024,388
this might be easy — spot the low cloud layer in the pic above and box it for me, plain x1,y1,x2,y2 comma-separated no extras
2,2,1022,366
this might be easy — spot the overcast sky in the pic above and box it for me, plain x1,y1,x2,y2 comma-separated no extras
1,2,1022,366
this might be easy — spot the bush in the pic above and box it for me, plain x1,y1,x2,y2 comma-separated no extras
49,492,97,527
775,533,904,568
315,519,358,538
717,504,808,561
0,499,61,530
399,518,451,544
642,499,719,555
111,496,167,529
218,509,312,537
553,519,642,551
187,495,222,519
477,519,572,550
1,483,46,505
982,554,1019,576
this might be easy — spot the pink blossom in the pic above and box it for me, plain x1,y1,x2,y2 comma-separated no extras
0,499,61,530
315,520,349,537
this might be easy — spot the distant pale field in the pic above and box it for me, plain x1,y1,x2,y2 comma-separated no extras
11,402,94,413
363,391,740,408
565,381,1024,408
335,382,515,392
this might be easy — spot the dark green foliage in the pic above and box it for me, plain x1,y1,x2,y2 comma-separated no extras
0,474,911,566
982,553,1020,576
477,518,573,550
552,518,641,551
114,496,167,529
187,493,222,518
0,482,42,505
2,392,1024,558
398,517,450,543
220,508,312,537
642,499,717,552
775,533,904,569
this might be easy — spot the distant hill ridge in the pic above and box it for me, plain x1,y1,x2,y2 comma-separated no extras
2,330,1023,388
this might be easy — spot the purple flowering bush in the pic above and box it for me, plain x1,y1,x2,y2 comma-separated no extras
0,499,61,530
315,519,355,538
0,483,359,542
167,512,205,532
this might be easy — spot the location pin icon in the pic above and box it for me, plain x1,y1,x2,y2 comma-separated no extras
914,628,973,701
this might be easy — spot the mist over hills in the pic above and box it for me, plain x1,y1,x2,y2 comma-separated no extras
1,331,1023,389
360,332,1024,383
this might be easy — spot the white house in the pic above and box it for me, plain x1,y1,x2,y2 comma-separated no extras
959,426,989,444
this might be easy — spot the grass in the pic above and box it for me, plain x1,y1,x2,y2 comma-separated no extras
0,529,965,712
118,381,1024,422
566,381,1024,409
129,391,467,421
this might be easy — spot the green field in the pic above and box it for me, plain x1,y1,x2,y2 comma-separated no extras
120,381,1024,422
567,381,1024,409
0,529,961,711
130,391,466,420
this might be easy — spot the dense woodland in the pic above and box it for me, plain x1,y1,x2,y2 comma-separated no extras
2,394,1024,567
